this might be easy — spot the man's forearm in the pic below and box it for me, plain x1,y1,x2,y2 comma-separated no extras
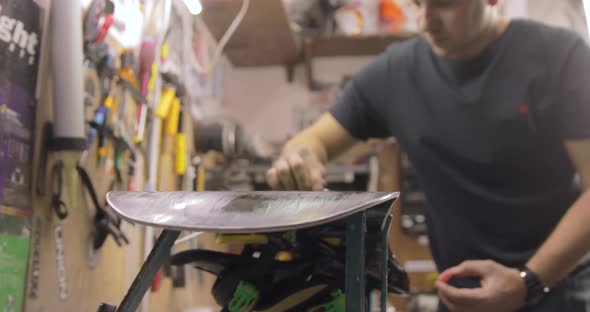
526,189,590,286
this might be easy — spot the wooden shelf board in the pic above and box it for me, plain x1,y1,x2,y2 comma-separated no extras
309,33,417,57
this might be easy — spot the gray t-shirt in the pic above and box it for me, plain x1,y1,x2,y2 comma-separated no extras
331,19,590,270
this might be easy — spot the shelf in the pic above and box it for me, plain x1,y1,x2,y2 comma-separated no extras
200,0,299,67
200,0,416,68
308,32,417,57
299,32,414,90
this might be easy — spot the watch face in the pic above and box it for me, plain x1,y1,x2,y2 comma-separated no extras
521,269,550,307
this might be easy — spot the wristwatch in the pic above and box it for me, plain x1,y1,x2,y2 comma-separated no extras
519,266,551,308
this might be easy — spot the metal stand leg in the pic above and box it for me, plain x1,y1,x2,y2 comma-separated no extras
97,303,117,312
345,212,367,311
117,229,181,312
381,215,393,312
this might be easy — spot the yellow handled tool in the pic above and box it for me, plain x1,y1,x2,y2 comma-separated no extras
175,133,187,176
165,98,181,136
155,86,175,118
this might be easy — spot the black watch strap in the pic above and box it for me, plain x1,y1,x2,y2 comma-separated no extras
519,266,551,307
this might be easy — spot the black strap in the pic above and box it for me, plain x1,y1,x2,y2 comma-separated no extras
76,163,129,249
36,122,53,196
76,162,102,213
50,160,68,220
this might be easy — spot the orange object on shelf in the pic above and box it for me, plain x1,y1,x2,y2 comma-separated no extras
335,5,364,36
379,0,405,33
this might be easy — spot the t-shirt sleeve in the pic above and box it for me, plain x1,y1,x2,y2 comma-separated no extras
329,52,392,141
554,37,590,140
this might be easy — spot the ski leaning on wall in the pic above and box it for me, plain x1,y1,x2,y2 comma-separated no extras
0,0,41,311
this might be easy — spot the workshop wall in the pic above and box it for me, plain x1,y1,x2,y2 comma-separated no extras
504,0,589,40
222,56,373,142
18,1,223,311
529,0,588,39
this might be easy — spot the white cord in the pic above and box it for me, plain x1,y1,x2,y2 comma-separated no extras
174,231,203,245
209,0,250,72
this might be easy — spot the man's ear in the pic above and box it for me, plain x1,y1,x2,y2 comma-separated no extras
488,0,499,5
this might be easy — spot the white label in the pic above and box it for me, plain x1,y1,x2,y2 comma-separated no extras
404,260,437,273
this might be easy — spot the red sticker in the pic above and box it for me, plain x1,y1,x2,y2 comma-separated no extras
439,270,454,283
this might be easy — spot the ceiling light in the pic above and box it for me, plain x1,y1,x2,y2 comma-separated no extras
584,0,590,39
184,0,202,15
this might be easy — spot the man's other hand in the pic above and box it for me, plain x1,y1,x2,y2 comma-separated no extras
266,145,326,191
436,260,527,312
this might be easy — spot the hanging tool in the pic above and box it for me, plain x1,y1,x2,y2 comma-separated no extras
163,85,187,184
117,49,148,146
84,64,102,110
164,97,180,137
113,134,138,191
118,49,145,104
83,47,116,160
82,0,118,115
79,89,135,265
156,73,185,117
76,164,129,250
50,160,68,220
168,77,187,182
79,56,139,261
93,105,110,165
193,119,245,158
155,83,176,119
134,39,158,144
175,105,187,178
83,55,116,164
86,118,139,191
83,0,115,64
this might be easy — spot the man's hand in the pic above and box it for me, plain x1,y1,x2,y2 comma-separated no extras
436,260,527,312
266,145,327,191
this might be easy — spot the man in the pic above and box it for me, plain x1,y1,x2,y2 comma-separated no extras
266,0,590,311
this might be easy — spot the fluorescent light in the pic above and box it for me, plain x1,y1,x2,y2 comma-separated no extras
584,0,590,40
184,0,202,15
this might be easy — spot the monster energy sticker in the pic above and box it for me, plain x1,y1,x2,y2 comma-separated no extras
0,0,41,311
